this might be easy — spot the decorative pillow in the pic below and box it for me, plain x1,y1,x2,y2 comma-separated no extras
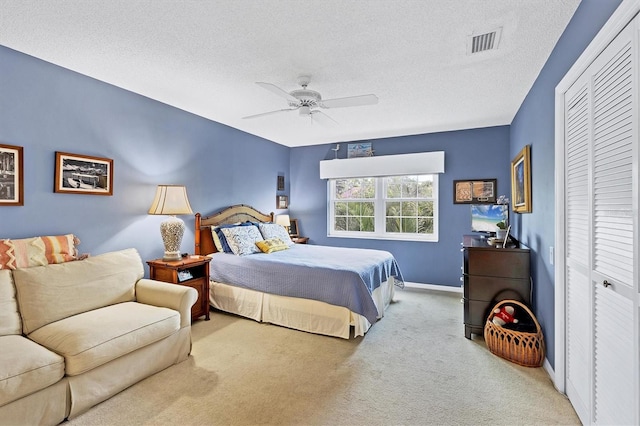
40,234,78,264
258,223,293,246
0,234,79,270
256,238,290,254
214,222,254,253
0,239,16,270
210,226,225,252
221,226,264,256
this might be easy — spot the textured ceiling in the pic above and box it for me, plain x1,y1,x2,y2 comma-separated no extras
0,0,580,147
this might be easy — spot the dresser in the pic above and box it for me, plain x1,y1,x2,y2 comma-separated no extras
461,235,531,339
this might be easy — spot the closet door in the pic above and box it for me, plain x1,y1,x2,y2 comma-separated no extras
563,17,639,426
589,20,637,425
564,76,592,424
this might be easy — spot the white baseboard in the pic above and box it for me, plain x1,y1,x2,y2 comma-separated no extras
403,282,463,293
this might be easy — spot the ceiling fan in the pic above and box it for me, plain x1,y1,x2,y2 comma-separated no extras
242,75,378,126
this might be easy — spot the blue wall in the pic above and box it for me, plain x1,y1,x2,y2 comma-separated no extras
0,46,290,264
0,0,623,371
290,126,511,286
510,0,622,367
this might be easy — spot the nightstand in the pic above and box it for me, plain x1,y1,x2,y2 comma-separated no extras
147,256,212,321
291,237,309,244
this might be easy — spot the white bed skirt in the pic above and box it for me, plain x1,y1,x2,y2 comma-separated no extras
209,278,396,339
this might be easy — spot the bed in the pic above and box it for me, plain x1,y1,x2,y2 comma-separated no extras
194,204,404,339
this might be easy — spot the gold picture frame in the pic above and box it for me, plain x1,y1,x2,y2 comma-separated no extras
54,151,113,196
511,145,531,213
0,143,24,206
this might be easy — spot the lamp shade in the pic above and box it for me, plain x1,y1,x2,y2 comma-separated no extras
275,214,291,227
148,185,193,215
148,185,193,261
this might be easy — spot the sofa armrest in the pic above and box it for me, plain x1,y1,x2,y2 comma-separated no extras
135,279,198,328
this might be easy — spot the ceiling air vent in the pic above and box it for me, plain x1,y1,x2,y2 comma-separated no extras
468,27,502,54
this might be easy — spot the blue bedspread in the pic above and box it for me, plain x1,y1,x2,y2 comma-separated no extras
209,244,404,324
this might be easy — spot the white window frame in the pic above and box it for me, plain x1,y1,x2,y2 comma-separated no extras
327,174,439,242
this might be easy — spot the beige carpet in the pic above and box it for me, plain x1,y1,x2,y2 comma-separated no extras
67,288,579,425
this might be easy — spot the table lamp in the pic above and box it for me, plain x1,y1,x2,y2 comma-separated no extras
148,185,193,261
275,214,291,233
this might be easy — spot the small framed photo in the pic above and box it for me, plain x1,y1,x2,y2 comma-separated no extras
453,179,497,204
0,143,24,206
177,270,193,282
55,152,113,196
289,219,299,237
276,195,288,209
511,145,532,213
347,142,373,158
277,175,285,191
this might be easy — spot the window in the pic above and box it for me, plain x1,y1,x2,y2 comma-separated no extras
329,174,438,241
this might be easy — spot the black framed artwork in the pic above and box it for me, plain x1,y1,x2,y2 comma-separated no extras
453,179,497,204
289,219,299,237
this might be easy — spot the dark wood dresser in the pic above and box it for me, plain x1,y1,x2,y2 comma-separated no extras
462,235,531,339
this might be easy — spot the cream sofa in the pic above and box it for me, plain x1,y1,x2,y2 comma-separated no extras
0,248,198,425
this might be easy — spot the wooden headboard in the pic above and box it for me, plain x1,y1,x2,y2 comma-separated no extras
194,204,274,255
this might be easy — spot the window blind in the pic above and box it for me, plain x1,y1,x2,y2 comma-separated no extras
319,151,445,179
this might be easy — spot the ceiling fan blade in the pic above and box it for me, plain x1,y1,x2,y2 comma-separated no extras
310,110,339,127
255,82,299,104
242,108,299,119
320,94,378,109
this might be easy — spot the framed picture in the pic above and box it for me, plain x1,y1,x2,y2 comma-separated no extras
0,143,24,206
453,179,497,204
276,195,288,209
277,175,285,191
54,152,113,196
511,145,532,213
289,219,299,237
347,142,373,158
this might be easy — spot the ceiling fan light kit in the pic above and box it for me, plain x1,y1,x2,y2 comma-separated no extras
243,75,378,126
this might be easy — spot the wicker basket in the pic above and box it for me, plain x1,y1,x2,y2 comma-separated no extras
484,299,545,367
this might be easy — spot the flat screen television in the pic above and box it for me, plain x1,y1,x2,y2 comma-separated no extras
471,204,508,234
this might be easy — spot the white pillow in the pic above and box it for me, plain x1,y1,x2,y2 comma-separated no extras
221,226,264,255
258,223,293,246
210,226,224,252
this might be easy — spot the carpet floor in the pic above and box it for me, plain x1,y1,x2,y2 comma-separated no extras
67,288,579,425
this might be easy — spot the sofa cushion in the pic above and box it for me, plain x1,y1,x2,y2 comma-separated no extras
28,302,180,376
0,335,65,407
0,270,21,335
13,248,143,334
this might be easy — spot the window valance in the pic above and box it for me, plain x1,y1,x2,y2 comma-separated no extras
319,151,445,179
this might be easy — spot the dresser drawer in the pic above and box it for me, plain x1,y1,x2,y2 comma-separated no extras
464,299,496,329
466,250,530,278
464,275,531,303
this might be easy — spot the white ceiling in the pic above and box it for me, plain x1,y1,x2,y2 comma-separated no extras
0,0,581,147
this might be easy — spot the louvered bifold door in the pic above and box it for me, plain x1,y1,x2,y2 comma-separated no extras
589,20,638,426
563,77,593,425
